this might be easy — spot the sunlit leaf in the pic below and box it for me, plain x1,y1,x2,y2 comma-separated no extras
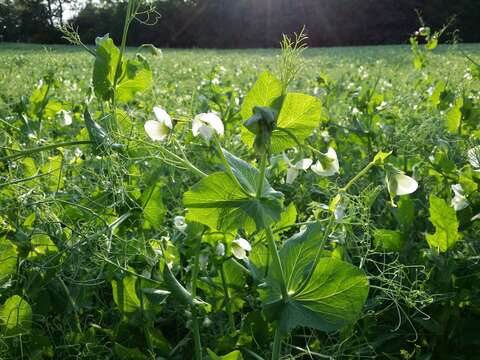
425,195,460,252
0,295,32,336
263,222,369,334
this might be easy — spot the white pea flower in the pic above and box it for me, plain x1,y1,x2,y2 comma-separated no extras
283,153,313,184
467,146,480,170
231,238,251,260
173,216,187,233
192,113,224,142
471,213,480,221
144,106,172,141
451,184,469,211
311,147,340,177
385,165,418,207
352,107,361,115
58,110,72,126
216,243,225,257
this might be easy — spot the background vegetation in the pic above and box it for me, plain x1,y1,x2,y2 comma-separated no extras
1,0,480,47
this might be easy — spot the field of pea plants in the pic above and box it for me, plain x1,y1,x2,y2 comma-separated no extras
1,12,480,360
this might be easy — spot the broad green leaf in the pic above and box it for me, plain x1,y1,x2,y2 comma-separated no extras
41,155,63,192
0,238,17,285
239,71,283,121
84,108,109,147
269,93,322,152
93,34,120,101
184,151,283,232
242,92,322,153
142,183,166,231
184,172,283,232
425,195,460,252
373,229,404,252
112,276,141,313
430,81,445,108
28,234,58,259
116,55,152,103
446,97,463,133
207,349,244,360
0,295,32,336
263,222,369,334
426,35,438,50
240,71,283,148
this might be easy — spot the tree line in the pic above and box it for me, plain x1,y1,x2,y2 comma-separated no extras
1,0,479,47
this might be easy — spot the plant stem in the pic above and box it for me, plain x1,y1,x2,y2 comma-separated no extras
256,151,268,199
0,140,92,162
57,276,82,335
220,262,235,333
272,327,282,360
265,227,288,299
191,236,202,360
212,135,250,196
340,160,376,193
111,0,134,130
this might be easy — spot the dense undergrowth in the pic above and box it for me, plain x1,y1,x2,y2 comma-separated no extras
1,5,480,360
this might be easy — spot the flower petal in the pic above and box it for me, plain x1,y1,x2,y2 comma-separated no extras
194,113,224,137
153,106,172,129
467,146,480,169
286,168,299,184
294,158,313,170
233,238,251,251
326,147,339,173
394,174,418,195
144,120,170,141
231,246,246,260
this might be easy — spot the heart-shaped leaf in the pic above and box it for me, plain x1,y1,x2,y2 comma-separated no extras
262,222,369,334
183,151,283,232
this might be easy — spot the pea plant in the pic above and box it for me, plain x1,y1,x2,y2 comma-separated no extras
1,1,479,359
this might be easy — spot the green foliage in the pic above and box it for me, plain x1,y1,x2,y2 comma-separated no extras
262,223,369,334
93,34,120,101
373,229,404,252
426,195,460,252
1,18,480,360
184,151,284,232
0,296,32,336
0,238,16,286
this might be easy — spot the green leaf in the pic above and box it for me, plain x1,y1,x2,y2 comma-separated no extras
112,276,141,314
0,238,17,286
425,195,460,252
142,183,166,231
239,71,283,121
113,343,148,360
93,34,120,101
430,81,446,108
373,229,404,252
28,234,58,259
184,151,283,232
116,55,152,103
263,222,369,334
373,151,392,164
395,197,415,230
426,35,438,50
0,295,32,336
41,155,64,192
446,97,463,133
207,349,244,360
240,71,283,149
269,93,322,153
84,108,113,150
